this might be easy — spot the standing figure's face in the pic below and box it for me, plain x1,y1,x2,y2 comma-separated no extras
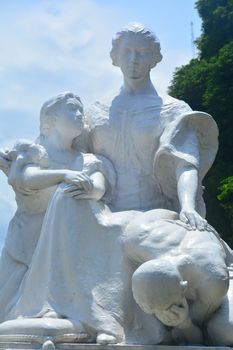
55,97,84,139
117,34,153,80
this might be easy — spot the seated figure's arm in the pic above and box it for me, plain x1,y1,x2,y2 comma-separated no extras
176,161,207,230
89,171,106,200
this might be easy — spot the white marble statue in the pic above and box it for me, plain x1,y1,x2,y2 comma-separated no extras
0,23,232,347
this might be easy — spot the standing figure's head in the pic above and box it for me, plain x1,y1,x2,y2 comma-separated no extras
39,92,84,141
110,23,162,80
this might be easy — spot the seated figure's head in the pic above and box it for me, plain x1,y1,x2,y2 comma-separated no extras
132,259,188,327
39,92,84,142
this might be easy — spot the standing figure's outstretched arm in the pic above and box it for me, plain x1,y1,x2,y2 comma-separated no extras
176,160,207,231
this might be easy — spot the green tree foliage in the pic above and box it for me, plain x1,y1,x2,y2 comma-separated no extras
168,0,233,245
196,0,233,58
218,177,233,209
218,176,233,237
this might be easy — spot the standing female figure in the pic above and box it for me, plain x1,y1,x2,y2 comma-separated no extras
85,23,229,344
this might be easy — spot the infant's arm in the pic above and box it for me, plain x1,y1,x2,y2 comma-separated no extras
20,165,71,191
0,150,11,176
20,165,93,192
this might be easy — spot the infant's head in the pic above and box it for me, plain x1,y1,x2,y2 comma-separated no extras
132,259,188,327
8,140,49,168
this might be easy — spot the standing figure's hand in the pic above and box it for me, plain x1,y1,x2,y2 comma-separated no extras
180,208,207,231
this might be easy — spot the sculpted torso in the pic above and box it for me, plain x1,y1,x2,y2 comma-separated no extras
89,96,163,211
89,94,194,212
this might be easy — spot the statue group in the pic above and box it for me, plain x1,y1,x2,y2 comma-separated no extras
0,23,233,347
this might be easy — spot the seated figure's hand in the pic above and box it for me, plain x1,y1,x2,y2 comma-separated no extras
180,208,207,231
64,171,105,201
64,171,93,192
64,184,96,200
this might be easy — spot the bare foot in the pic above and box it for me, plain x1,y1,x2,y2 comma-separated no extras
96,333,118,344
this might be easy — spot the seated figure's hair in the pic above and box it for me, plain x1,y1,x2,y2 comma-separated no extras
40,92,83,137
110,22,163,68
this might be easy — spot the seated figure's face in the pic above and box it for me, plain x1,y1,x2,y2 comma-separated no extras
55,97,84,139
117,34,153,80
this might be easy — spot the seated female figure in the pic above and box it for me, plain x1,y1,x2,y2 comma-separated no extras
3,92,131,345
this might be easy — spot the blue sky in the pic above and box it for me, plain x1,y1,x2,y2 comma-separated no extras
0,0,201,248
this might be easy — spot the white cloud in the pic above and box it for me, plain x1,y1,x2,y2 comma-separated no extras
0,0,122,111
1,1,96,69
0,0,195,113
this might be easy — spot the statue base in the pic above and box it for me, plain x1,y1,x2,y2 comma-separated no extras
0,318,232,350
0,343,231,350
0,318,93,348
